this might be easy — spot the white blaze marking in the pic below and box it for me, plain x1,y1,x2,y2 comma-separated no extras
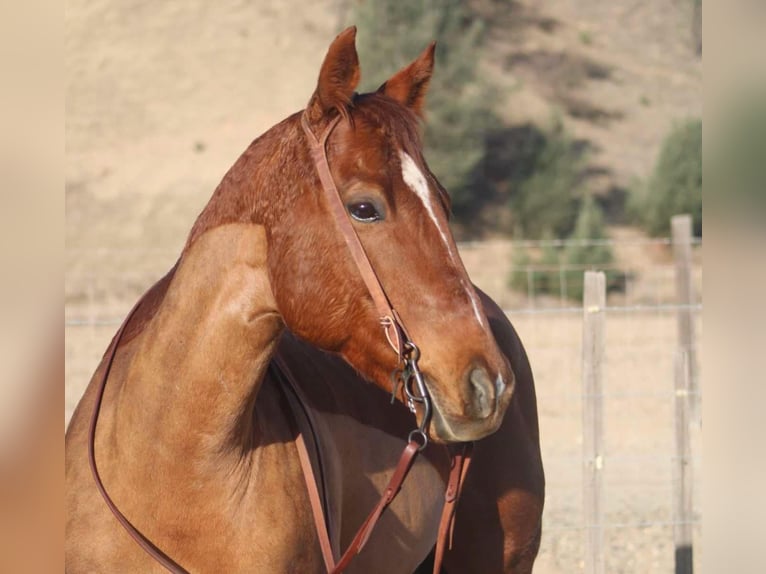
399,151,485,328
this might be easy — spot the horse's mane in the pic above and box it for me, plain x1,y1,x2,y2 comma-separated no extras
115,92,425,349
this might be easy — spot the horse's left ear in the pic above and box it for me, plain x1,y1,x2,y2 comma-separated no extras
378,42,436,117
306,26,361,124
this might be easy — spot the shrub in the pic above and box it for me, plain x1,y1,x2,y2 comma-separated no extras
508,229,562,296
352,0,494,218
633,118,702,236
509,198,620,301
508,116,583,239
563,196,619,300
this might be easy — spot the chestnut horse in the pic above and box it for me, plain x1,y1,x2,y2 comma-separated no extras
66,27,544,573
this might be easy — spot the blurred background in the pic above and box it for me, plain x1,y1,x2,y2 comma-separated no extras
65,1,704,572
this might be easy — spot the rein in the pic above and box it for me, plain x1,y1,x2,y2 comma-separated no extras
86,111,473,574
87,297,189,573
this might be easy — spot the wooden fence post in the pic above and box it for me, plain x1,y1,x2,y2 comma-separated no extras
582,271,606,574
672,214,699,424
673,350,694,574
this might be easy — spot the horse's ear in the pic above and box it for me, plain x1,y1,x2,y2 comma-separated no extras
306,26,361,124
378,42,436,117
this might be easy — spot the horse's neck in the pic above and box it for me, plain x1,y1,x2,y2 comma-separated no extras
184,113,301,248
112,223,282,470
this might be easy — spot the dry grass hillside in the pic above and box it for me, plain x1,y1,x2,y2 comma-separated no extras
67,0,702,253
67,0,341,255
66,0,702,310
481,0,701,194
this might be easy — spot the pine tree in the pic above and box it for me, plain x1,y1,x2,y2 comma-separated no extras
351,0,494,217
637,118,702,237
509,230,532,294
511,116,582,239
508,229,563,300
564,196,616,301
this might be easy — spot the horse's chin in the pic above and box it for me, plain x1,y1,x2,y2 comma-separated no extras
427,401,504,444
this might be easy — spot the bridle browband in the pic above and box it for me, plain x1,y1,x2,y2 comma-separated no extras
87,110,473,574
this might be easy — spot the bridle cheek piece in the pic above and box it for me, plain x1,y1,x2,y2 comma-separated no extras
299,112,471,573
87,111,473,574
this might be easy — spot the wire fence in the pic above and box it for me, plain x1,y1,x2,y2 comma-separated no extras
65,234,702,321
64,222,703,573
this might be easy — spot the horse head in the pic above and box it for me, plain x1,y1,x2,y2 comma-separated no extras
263,27,514,443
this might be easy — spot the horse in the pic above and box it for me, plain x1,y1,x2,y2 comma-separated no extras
65,27,544,573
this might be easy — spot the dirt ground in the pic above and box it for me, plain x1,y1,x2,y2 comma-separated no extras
66,1,702,571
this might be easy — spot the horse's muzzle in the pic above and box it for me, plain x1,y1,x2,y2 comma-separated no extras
426,367,515,443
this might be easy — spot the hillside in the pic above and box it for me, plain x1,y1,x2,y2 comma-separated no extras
479,0,701,220
66,0,702,302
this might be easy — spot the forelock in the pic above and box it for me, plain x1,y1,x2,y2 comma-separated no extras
350,92,423,156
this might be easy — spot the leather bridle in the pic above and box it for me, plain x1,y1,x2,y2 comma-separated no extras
86,110,473,573
299,112,434,449
298,112,473,573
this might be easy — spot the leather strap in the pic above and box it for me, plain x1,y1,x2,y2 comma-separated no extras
272,355,337,571
88,296,189,573
300,113,408,359
299,111,474,574
332,441,421,573
273,353,423,573
433,443,474,573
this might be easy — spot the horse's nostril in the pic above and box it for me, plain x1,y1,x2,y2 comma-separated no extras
468,367,495,419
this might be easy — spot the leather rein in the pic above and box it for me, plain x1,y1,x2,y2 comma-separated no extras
87,111,473,573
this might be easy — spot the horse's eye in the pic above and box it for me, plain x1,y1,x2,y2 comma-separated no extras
347,201,381,223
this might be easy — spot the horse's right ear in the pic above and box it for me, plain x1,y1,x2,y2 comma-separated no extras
377,42,435,118
306,26,360,125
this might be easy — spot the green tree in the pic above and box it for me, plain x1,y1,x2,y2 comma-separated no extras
536,229,563,296
509,116,583,239
634,118,702,237
508,200,621,303
508,233,532,294
351,0,494,217
509,229,568,300
563,196,617,301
